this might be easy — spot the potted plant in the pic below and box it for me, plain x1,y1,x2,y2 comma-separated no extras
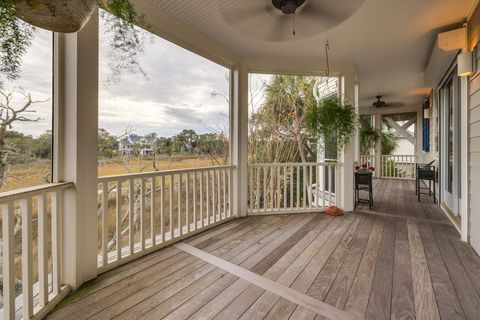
0,0,146,81
305,94,357,155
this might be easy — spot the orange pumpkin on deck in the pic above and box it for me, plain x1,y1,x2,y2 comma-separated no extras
325,205,343,217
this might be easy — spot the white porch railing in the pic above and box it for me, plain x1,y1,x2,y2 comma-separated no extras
359,155,375,168
0,182,73,320
381,155,416,179
97,165,234,271
247,162,341,215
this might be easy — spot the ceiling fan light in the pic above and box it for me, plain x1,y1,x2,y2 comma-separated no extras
282,1,298,14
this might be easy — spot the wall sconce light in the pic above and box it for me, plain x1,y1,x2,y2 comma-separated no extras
458,51,473,77
424,108,430,119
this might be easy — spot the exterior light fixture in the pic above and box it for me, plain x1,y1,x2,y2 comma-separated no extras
458,51,473,77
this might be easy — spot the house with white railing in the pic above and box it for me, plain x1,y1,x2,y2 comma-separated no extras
2,1,480,320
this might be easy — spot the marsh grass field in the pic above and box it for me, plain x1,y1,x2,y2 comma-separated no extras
3,155,227,293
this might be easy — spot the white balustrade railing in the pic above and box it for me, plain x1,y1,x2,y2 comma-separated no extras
97,165,234,271
248,162,341,215
381,155,416,179
0,182,73,320
359,155,375,168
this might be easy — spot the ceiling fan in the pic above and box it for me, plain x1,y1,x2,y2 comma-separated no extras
372,95,405,108
218,0,365,42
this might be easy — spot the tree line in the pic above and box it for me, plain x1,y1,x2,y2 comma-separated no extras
98,128,229,159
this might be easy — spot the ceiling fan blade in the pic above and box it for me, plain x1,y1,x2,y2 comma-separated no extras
300,0,364,28
221,3,271,25
264,15,292,41
385,102,406,108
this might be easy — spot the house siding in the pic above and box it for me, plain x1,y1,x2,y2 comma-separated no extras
468,39,480,251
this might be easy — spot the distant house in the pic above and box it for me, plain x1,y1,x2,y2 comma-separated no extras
140,147,153,155
118,141,135,155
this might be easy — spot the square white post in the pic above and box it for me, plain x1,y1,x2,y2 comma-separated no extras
54,10,99,289
338,72,357,212
374,113,382,178
231,67,249,217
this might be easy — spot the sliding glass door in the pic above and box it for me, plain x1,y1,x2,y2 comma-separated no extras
439,72,461,217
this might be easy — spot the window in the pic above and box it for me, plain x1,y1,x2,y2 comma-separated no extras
98,10,230,176
0,30,53,191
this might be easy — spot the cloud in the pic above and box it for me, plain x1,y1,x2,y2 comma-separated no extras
2,17,230,139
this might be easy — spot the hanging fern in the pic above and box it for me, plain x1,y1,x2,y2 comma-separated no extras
0,0,147,83
0,1,35,81
305,95,357,154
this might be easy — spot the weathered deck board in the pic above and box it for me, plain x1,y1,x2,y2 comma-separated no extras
48,180,480,320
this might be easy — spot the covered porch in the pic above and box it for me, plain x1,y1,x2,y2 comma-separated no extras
1,0,480,320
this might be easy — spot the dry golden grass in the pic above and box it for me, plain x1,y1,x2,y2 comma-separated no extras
4,155,228,285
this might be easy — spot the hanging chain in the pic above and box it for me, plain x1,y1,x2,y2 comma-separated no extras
292,13,296,37
325,41,330,78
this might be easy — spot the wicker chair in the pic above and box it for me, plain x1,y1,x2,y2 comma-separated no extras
355,171,373,209
416,160,436,203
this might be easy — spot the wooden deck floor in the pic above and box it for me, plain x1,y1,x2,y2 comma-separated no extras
355,178,451,223
47,180,480,320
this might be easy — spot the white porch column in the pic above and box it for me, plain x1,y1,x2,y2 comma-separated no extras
339,72,357,211
232,66,249,217
54,10,99,289
374,113,382,178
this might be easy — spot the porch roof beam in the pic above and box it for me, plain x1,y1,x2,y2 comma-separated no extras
384,116,416,144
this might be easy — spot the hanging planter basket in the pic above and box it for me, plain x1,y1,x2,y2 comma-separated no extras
15,0,97,33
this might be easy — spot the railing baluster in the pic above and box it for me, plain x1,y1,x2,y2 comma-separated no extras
263,167,267,213
283,166,287,210
256,167,260,212
193,172,197,229
129,179,134,255
161,175,165,243
290,165,293,210
38,193,48,307
151,176,156,246
2,201,14,320
178,173,183,235
140,177,145,250
200,171,204,226
186,172,190,233
296,166,300,210
322,166,326,208
21,197,33,319
249,166,253,212
329,166,334,206
309,165,313,209
223,170,227,220
212,170,217,222
229,168,233,217
269,166,274,211
303,165,307,209
51,191,61,295
206,170,210,225
102,182,108,264
276,166,281,210
315,165,319,208
116,180,122,260
169,174,174,238
217,170,221,220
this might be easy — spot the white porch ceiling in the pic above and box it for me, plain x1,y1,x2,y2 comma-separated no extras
149,0,474,108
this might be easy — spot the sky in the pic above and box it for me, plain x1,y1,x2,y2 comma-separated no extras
1,13,230,139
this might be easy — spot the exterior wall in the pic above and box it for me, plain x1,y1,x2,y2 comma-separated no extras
468,4,480,251
468,48,480,251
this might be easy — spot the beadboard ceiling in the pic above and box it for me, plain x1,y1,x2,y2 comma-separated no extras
149,0,475,108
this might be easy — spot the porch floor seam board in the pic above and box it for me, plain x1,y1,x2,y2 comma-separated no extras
174,242,358,320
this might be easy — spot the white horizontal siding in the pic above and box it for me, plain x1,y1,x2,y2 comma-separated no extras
469,50,480,253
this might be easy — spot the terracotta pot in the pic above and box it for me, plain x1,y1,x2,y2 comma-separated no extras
325,205,343,217
15,0,97,33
